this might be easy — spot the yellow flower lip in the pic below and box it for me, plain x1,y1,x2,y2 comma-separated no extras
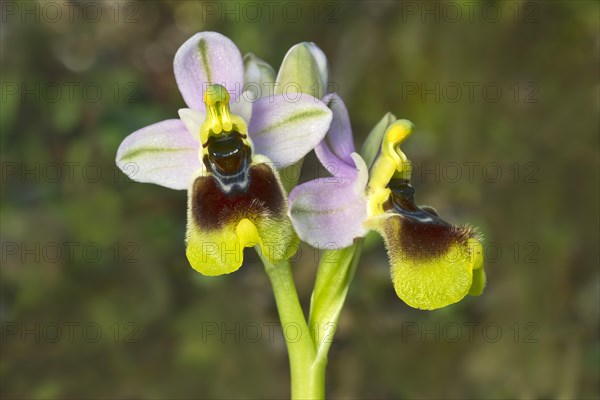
360,118,486,310
185,162,298,276
200,84,248,146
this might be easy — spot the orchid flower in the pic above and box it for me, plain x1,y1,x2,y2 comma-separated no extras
116,32,332,275
289,94,485,310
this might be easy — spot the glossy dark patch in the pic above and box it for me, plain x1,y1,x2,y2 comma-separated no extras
191,164,285,231
419,206,439,216
204,132,251,177
383,178,472,261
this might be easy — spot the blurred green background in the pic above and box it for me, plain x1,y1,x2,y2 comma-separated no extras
1,0,598,398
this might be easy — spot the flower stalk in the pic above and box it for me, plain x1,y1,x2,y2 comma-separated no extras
259,254,323,399
260,241,363,399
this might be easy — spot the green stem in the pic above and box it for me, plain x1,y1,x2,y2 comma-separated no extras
260,241,364,399
260,254,324,399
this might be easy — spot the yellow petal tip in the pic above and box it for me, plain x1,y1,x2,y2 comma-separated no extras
236,218,261,248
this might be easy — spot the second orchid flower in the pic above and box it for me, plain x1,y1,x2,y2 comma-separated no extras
289,94,485,310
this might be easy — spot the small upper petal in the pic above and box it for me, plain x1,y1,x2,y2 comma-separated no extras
230,90,254,124
243,53,276,100
178,108,205,141
116,119,201,190
315,94,357,177
248,94,332,167
174,32,244,111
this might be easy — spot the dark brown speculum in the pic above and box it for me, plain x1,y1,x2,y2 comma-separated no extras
190,164,285,231
382,178,474,260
